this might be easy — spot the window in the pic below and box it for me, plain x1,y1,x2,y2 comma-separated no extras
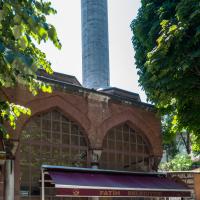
20,110,88,199
100,123,150,171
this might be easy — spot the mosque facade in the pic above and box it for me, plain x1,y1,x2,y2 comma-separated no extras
0,71,162,199
0,0,195,199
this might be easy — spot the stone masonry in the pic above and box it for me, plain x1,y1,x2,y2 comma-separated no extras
81,0,110,89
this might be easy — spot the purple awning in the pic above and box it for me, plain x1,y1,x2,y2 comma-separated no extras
42,165,191,198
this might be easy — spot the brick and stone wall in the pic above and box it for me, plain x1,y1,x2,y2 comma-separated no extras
0,82,162,199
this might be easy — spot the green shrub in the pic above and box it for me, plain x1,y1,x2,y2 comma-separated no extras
159,154,193,171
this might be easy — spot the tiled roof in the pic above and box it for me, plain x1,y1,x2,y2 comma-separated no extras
37,69,82,86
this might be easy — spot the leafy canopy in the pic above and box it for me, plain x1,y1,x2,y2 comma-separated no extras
131,0,200,150
0,0,61,138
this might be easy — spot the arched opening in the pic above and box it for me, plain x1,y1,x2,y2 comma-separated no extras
20,109,89,199
100,123,151,172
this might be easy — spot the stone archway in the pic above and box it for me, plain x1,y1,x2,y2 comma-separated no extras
13,94,91,200
14,95,91,139
99,122,152,171
19,108,90,199
97,110,162,157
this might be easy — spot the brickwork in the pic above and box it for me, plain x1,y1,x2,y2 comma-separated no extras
1,84,162,200
5,87,162,156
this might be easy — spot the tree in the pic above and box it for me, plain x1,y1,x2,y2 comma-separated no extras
131,0,200,152
162,115,193,160
0,0,61,138
162,115,179,160
159,154,193,171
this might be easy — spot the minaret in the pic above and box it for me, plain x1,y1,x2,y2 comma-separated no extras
81,0,110,89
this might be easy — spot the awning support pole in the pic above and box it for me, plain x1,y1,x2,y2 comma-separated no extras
90,149,102,200
41,168,45,200
91,165,99,200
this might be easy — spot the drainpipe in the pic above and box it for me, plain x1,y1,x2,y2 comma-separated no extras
5,160,14,200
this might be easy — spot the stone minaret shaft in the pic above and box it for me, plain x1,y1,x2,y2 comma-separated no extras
81,0,110,89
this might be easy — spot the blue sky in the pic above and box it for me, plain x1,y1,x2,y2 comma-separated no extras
39,0,146,101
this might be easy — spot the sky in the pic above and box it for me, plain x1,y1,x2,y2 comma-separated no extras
39,0,146,101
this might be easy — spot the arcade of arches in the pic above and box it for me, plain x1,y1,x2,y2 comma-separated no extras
20,109,153,199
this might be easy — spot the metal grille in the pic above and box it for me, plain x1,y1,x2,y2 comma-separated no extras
20,110,88,198
100,123,150,171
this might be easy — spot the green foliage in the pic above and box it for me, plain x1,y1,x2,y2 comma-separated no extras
191,134,200,153
0,101,31,138
192,161,200,168
162,115,179,159
131,0,200,147
0,0,60,138
159,154,193,171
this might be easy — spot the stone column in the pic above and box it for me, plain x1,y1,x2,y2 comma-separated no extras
5,160,14,200
41,168,45,200
81,0,110,89
90,149,102,169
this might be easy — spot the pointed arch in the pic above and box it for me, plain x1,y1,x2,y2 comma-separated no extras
19,108,89,197
14,95,91,139
98,110,162,156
